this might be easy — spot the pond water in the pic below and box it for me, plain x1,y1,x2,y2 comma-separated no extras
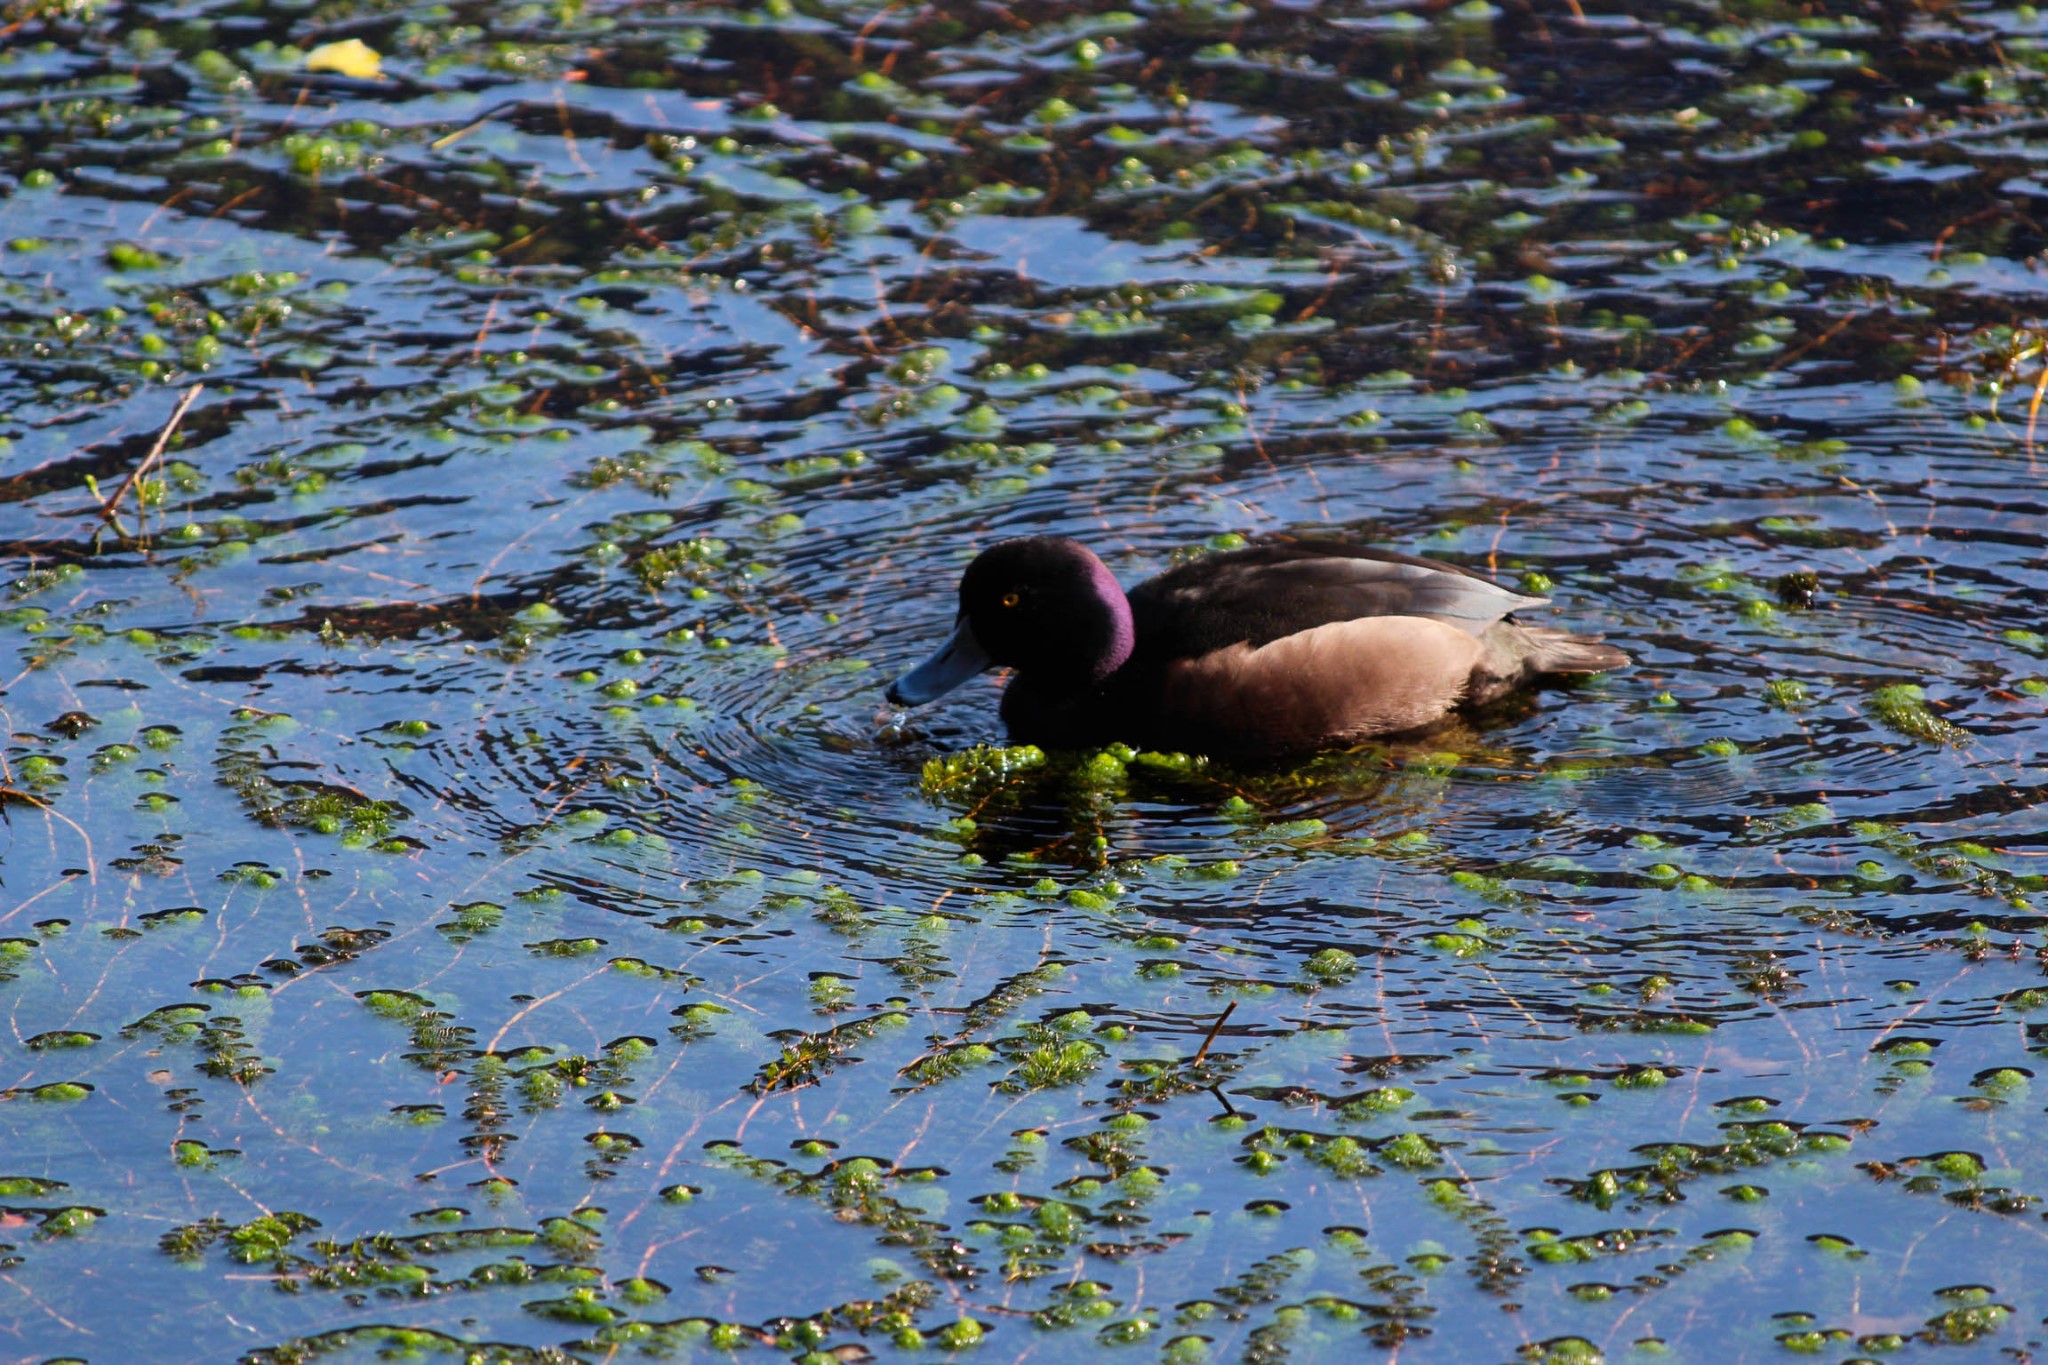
3,1,2048,1362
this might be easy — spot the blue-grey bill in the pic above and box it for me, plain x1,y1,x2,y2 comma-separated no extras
887,616,992,706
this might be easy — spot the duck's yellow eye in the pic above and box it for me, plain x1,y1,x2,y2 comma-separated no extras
1000,591,1021,608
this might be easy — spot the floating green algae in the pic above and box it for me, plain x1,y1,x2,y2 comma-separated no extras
919,745,1047,798
1868,683,1970,746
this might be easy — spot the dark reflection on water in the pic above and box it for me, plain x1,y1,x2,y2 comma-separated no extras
4,0,2048,1361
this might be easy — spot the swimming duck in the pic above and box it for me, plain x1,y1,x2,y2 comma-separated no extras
887,536,1627,756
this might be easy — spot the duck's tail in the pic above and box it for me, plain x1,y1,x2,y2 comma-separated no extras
1468,624,1628,706
1521,627,1630,675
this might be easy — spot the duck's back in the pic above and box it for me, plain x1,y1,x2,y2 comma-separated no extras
1126,540,1547,658
1105,541,1608,754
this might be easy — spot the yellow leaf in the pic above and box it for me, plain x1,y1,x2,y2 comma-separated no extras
305,39,383,80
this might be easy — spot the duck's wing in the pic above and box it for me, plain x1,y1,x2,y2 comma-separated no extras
1127,540,1546,658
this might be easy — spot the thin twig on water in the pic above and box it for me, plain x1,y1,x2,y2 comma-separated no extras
1192,1000,1237,1066
99,383,203,522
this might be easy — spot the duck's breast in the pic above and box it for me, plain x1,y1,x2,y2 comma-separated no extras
1158,615,1483,752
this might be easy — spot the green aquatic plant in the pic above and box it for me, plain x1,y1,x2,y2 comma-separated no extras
1868,683,1969,745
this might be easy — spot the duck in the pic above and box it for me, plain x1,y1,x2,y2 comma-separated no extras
886,535,1627,756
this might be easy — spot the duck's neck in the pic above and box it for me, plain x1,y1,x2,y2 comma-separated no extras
1082,555,1136,682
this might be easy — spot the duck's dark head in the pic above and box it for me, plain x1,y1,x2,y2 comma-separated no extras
887,536,1135,707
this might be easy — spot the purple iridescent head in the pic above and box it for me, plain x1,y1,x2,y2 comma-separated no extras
887,537,1136,707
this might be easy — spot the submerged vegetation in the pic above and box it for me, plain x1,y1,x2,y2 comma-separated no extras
4,0,2048,1361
